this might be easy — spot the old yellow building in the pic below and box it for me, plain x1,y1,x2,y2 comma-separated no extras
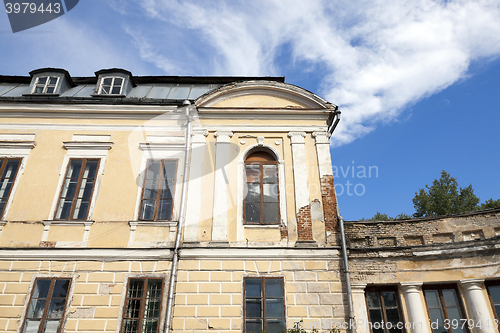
0,68,498,333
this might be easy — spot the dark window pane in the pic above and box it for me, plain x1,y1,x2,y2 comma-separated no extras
114,78,123,86
160,179,174,199
125,299,142,318
68,160,82,178
27,299,46,318
266,279,283,297
369,309,383,323
49,77,58,84
442,289,458,307
246,299,262,318
47,299,66,319
264,203,279,223
103,78,112,85
157,200,172,220
424,290,440,307
51,280,69,298
245,320,262,333
266,298,285,318
122,319,139,333
489,285,500,302
267,319,285,333
142,319,159,333
245,279,262,297
33,279,51,298
140,201,156,220
46,87,55,94
147,280,163,298
385,308,401,323
85,160,99,178
382,291,397,307
112,86,121,94
428,308,445,323
144,299,161,318
81,179,95,198
38,77,47,84
366,291,381,308
446,307,462,321
495,305,500,318
73,199,90,219
128,280,144,298
245,203,260,223
34,86,44,93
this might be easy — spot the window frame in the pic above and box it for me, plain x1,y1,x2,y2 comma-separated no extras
138,159,178,222
54,158,100,221
243,276,286,333
98,76,125,95
485,280,500,321
31,76,59,94
20,277,72,333
0,157,22,219
422,284,470,333
244,153,280,225
120,277,165,333
365,286,406,333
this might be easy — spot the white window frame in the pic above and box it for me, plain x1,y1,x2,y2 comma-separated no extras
31,76,59,94
0,133,36,220
48,135,113,222
97,76,124,95
237,143,287,242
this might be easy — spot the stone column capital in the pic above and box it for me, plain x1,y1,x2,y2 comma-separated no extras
191,129,209,143
312,131,331,144
288,131,306,144
460,278,485,291
214,131,233,143
400,282,423,294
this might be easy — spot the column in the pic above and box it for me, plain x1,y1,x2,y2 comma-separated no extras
211,131,233,243
400,282,429,333
288,131,313,242
313,131,337,234
351,283,370,333
184,129,208,243
460,279,496,333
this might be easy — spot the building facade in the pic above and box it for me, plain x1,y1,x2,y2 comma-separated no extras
0,68,498,333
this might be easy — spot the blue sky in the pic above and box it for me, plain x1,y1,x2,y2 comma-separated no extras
1,0,499,220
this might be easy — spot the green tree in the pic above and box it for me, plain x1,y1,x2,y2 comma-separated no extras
368,212,393,221
412,170,480,217
394,213,412,219
478,198,500,210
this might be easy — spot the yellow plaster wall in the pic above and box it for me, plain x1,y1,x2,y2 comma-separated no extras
47,225,85,242
211,95,303,108
134,226,170,242
6,130,69,221
86,222,129,248
244,228,281,242
0,222,44,247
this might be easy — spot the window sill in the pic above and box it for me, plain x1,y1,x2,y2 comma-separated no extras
244,224,281,228
91,94,126,98
44,220,94,226
129,221,178,227
22,93,60,97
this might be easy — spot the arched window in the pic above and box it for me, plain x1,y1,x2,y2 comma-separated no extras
244,151,280,224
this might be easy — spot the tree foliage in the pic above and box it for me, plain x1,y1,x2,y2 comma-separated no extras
478,198,500,210
412,170,480,217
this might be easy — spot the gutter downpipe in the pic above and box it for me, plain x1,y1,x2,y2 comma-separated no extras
339,212,355,330
164,100,193,333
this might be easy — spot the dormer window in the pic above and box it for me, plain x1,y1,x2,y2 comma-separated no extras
98,77,124,95
32,76,59,94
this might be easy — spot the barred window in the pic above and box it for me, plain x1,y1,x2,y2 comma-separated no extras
121,278,163,333
21,278,71,333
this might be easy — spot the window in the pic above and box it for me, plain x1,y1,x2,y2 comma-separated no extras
244,151,279,224
139,160,177,221
98,77,124,95
55,158,99,220
21,278,71,333
365,287,404,333
32,76,58,94
0,158,21,218
121,278,163,333
244,277,285,333
486,281,500,321
423,285,469,333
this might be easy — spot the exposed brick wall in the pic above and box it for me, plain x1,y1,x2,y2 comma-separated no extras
280,224,288,240
320,175,338,231
296,205,313,241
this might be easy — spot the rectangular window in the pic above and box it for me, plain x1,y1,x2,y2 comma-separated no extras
121,278,163,333
365,287,404,333
423,285,469,333
21,278,71,333
139,160,177,221
99,77,124,95
244,277,285,333
33,76,58,94
486,281,500,321
55,158,99,220
0,157,21,218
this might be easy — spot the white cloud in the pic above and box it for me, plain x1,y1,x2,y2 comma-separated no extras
110,0,500,144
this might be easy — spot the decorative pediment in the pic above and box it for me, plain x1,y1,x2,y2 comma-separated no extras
195,81,334,109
